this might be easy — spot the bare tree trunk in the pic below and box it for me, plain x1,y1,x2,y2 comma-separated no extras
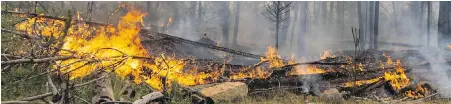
374,1,379,50
298,1,308,55
368,1,374,49
438,1,451,48
420,1,426,44
329,1,334,27
198,1,202,24
276,1,280,49
281,1,291,47
427,1,431,47
321,1,327,25
337,1,344,41
392,1,399,36
221,1,230,46
190,1,196,19
289,2,299,52
233,1,240,46
358,1,365,50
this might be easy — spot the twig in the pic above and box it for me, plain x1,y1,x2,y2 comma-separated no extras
20,92,53,101
1,101,45,104
73,72,111,87
100,101,133,104
1,28,42,40
47,66,58,95
1,55,75,65
73,95,91,104
415,93,438,101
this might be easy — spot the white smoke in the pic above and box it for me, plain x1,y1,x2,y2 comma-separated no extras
415,48,451,97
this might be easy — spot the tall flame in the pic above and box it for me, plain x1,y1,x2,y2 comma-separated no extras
383,59,409,91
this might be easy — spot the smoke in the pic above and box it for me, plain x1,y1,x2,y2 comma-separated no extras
413,48,451,97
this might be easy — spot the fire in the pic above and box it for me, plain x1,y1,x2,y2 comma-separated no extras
320,50,336,60
383,59,409,91
447,44,451,50
344,77,382,87
289,65,326,75
405,84,430,98
167,17,172,26
260,46,285,68
383,53,393,65
230,67,270,80
14,5,221,90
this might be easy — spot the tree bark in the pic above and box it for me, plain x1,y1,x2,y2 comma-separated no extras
427,1,431,47
438,1,451,48
357,1,365,50
233,1,240,46
298,1,308,55
221,1,230,46
337,2,344,41
281,1,291,47
289,2,299,52
198,1,202,25
392,1,399,36
276,1,280,49
374,1,379,50
368,1,374,49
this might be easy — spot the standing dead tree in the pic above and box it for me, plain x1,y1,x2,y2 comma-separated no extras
263,1,292,49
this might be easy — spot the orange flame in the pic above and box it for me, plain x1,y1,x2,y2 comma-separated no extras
260,46,285,68
344,77,382,87
383,59,409,91
320,50,336,60
447,44,451,50
405,84,430,98
14,6,219,90
289,65,326,75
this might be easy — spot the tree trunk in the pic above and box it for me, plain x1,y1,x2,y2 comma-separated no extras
420,1,426,44
321,1,327,25
289,2,299,52
190,1,197,20
392,1,399,36
233,1,240,46
221,1,230,46
198,1,202,24
368,1,374,49
276,1,281,49
281,1,291,47
358,1,365,50
427,1,431,47
337,2,344,41
374,1,379,50
329,1,334,27
298,1,308,55
438,1,451,48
